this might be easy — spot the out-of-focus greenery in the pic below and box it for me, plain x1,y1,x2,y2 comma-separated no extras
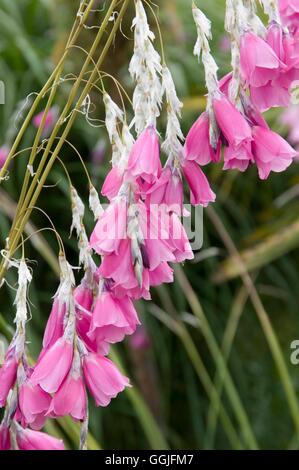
1,0,299,450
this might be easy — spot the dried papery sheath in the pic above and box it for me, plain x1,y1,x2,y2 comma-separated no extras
55,254,75,307
89,185,103,221
70,187,95,271
243,0,266,35
192,5,219,97
161,66,184,162
14,260,32,328
104,93,124,167
192,5,220,148
259,0,281,23
129,0,163,134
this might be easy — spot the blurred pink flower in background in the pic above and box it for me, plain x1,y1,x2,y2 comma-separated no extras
91,138,106,165
280,104,299,149
129,325,151,351
219,34,231,52
0,146,9,169
33,106,58,137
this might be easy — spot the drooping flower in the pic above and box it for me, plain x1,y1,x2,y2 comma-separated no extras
15,424,64,451
83,353,130,407
0,424,11,450
48,350,87,421
240,32,283,88
18,381,51,430
127,126,161,185
185,112,221,165
31,336,74,394
279,0,299,31
252,125,298,179
182,160,216,206
42,300,66,350
146,165,184,214
89,290,140,344
0,347,18,408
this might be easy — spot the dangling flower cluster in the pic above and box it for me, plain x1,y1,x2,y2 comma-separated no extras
186,2,298,180
0,187,131,450
90,0,215,321
0,259,65,450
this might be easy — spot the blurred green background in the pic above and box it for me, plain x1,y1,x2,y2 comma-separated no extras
1,0,299,450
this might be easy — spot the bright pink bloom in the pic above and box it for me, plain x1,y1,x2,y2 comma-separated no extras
252,126,297,179
0,348,18,407
83,353,130,407
101,167,123,200
182,160,216,206
18,382,51,430
43,300,66,350
48,373,87,421
279,0,299,31
0,425,11,450
185,112,220,165
127,126,161,183
213,95,252,148
90,198,127,255
31,337,73,394
16,426,64,450
89,292,140,344
240,32,282,87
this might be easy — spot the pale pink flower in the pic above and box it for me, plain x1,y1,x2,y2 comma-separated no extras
223,142,254,172
90,198,127,255
0,347,18,407
279,0,299,31
16,425,64,450
240,32,282,88
182,160,216,206
252,125,298,179
185,112,220,165
18,381,51,430
31,337,73,394
83,353,130,407
148,262,174,286
89,291,140,344
74,283,110,356
127,126,161,183
0,424,11,450
48,374,87,421
167,212,194,263
146,166,184,214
